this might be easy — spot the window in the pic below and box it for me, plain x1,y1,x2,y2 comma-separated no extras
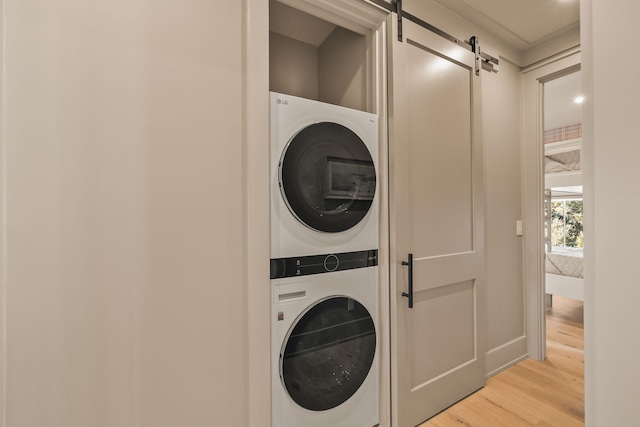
551,199,583,248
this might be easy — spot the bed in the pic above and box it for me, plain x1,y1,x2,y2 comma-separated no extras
546,247,584,301
544,134,584,302
544,138,582,188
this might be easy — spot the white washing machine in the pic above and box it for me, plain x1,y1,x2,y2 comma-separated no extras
271,260,379,427
270,92,379,259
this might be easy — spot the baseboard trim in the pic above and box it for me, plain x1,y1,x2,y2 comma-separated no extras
485,335,528,378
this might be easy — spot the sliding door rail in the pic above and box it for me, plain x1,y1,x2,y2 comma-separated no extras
369,0,499,72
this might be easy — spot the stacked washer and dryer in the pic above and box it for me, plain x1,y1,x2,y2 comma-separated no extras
270,92,380,427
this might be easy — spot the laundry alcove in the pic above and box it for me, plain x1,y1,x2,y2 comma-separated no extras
267,0,391,425
269,0,388,113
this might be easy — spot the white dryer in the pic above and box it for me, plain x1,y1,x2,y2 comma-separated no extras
271,258,379,427
270,92,379,259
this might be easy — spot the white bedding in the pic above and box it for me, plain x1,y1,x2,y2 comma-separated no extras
546,247,584,301
545,247,583,279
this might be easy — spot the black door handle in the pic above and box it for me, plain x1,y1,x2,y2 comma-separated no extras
401,253,413,308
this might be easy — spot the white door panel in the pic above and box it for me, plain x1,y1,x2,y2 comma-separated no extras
408,280,476,387
413,253,482,291
389,15,486,427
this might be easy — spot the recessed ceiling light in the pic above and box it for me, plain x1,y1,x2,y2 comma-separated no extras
574,96,585,104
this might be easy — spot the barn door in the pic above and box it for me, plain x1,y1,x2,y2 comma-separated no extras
388,15,486,427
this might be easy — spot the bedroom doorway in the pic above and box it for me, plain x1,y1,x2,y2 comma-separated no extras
543,70,584,306
522,51,581,361
542,70,585,405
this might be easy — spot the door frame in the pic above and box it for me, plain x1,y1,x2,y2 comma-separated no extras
521,49,581,361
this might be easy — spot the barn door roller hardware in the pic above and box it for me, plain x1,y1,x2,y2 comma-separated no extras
385,0,499,74
470,36,500,74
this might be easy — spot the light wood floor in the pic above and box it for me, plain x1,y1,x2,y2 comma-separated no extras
420,296,584,427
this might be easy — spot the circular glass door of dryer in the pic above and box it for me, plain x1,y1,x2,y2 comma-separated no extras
279,122,376,233
280,296,376,411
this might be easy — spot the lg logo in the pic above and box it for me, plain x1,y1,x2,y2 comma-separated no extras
276,98,289,105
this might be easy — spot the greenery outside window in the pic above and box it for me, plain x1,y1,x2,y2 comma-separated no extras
551,199,583,248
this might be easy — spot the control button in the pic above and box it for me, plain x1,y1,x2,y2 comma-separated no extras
324,254,339,272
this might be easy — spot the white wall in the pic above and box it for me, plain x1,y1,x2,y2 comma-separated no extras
2,0,248,426
318,27,367,111
482,59,527,373
582,0,640,424
404,0,526,375
270,25,368,112
270,32,319,100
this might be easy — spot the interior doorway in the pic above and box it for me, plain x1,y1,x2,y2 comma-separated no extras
522,51,586,421
522,51,581,361
542,67,585,334
542,68,585,414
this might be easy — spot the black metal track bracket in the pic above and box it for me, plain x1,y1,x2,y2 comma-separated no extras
395,0,403,41
470,35,499,74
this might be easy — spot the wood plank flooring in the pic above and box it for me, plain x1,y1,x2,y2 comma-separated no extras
419,296,584,427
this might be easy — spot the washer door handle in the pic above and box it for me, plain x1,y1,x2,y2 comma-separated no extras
401,253,413,308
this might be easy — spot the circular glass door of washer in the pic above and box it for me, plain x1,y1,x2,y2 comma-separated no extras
280,296,376,411
279,122,376,233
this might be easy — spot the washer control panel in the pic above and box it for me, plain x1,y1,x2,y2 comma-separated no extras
270,249,378,279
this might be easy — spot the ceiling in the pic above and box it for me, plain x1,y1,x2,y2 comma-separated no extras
270,0,337,47
432,0,580,52
544,71,583,130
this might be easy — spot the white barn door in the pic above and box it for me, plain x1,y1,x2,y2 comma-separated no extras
388,15,487,427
